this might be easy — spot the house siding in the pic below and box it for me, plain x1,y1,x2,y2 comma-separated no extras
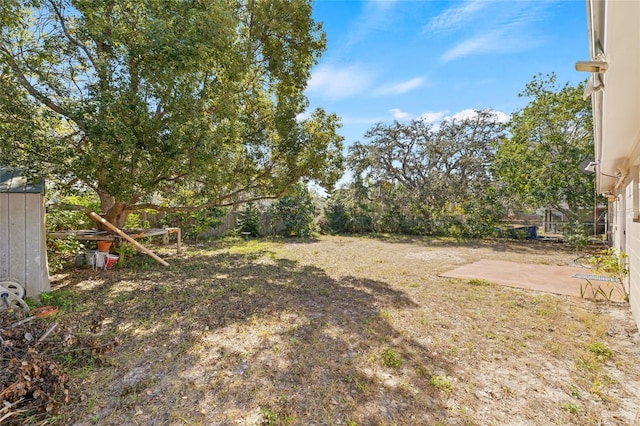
624,172,640,327
581,0,640,328
608,177,640,327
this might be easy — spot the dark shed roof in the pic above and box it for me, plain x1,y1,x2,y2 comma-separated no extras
0,166,45,194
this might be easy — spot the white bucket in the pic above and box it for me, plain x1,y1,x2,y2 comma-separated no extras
95,251,108,269
85,250,96,267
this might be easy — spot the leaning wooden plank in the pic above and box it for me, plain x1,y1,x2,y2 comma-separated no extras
86,212,170,266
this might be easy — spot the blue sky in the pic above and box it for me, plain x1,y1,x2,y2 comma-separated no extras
304,0,590,147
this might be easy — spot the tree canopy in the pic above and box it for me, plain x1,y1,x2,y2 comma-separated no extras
341,110,506,236
0,0,343,227
491,73,593,220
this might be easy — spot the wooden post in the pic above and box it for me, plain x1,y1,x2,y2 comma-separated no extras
87,212,169,266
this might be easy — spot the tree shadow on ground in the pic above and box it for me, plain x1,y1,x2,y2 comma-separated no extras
51,247,455,425
335,233,579,256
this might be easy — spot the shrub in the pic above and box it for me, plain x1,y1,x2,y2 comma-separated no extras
565,220,589,251
323,195,352,234
237,202,262,237
162,206,226,241
270,183,317,238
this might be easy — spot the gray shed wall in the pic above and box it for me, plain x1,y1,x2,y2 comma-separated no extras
0,171,50,296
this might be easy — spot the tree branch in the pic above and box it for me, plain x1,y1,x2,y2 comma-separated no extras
48,0,98,71
0,45,82,127
125,193,280,213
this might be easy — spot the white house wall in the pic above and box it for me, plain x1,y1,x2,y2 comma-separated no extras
586,0,640,328
627,226,640,327
619,178,640,326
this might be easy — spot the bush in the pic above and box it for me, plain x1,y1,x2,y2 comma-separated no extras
565,220,589,251
236,202,262,237
270,183,317,238
323,195,352,234
47,236,82,272
456,195,505,238
162,206,226,241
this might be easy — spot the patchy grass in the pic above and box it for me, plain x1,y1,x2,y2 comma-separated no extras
28,235,640,425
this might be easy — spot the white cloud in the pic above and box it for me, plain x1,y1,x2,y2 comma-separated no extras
430,1,550,62
346,0,402,47
307,64,375,100
445,109,509,123
417,110,447,123
492,111,509,123
427,0,489,32
389,108,412,120
440,23,543,62
441,32,499,62
448,109,479,121
374,77,426,96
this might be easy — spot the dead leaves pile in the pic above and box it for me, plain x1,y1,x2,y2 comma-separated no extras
0,308,120,424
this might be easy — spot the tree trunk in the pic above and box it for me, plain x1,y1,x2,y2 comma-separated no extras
103,202,129,229
95,196,128,231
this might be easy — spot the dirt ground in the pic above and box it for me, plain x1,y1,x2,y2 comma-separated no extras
8,235,640,425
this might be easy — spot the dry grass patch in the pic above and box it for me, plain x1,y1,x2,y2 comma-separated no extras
13,235,638,425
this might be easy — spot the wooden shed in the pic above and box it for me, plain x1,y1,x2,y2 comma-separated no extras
0,166,50,296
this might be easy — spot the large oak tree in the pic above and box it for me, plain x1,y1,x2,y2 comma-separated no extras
346,110,506,235
491,73,593,221
0,0,343,227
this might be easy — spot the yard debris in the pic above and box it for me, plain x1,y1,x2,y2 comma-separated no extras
0,307,120,424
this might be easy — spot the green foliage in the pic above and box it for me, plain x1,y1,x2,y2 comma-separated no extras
430,375,453,392
270,183,317,238
565,221,589,251
589,248,628,280
450,192,506,238
514,229,528,240
114,243,137,268
261,407,278,426
381,348,401,369
1,0,343,228
45,195,101,232
492,73,594,219
122,213,150,230
579,278,620,301
162,207,226,241
46,236,83,273
321,189,375,234
236,202,262,237
39,289,77,312
587,342,612,362
260,402,294,426
343,110,506,237
560,402,580,415
467,278,491,287
584,248,629,301
322,193,352,234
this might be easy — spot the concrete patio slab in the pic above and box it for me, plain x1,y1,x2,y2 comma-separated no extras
441,259,625,301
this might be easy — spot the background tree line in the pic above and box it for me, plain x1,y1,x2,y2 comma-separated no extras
319,73,595,238
150,72,595,241
1,1,594,239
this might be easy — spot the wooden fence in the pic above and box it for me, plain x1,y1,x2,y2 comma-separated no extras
136,209,280,240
